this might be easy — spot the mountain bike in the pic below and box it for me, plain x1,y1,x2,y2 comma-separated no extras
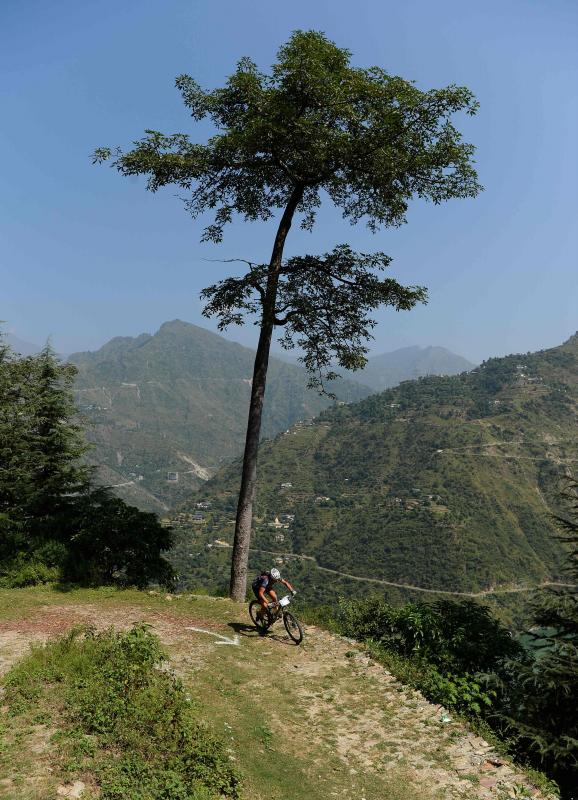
249,593,304,644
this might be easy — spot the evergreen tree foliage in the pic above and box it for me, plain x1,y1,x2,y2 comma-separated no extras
24,344,89,524
0,336,174,588
498,478,578,797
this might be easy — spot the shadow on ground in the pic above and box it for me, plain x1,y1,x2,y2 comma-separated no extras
227,621,300,646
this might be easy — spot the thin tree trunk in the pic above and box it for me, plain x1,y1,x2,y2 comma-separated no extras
229,185,303,601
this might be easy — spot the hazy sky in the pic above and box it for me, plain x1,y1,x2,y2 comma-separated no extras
2,0,576,363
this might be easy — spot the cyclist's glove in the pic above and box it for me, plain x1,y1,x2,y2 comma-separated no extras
292,590,297,596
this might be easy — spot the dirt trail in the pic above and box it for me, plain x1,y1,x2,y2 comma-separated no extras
248,546,577,597
0,594,553,800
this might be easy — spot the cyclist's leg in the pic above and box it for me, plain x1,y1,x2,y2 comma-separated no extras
268,589,279,610
257,586,269,615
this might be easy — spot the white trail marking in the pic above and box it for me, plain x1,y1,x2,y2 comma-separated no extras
185,627,240,646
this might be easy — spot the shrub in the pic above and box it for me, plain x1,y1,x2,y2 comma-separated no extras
0,550,62,588
335,596,520,674
63,489,176,589
417,667,495,716
4,624,241,799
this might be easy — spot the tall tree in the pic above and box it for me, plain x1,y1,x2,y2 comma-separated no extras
26,344,89,523
0,334,23,558
94,30,482,600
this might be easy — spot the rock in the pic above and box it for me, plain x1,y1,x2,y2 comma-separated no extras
469,736,489,749
494,765,510,780
454,756,474,771
479,777,498,789
56,781,86,798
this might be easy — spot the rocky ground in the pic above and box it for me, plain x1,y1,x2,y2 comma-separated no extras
0,588,555,800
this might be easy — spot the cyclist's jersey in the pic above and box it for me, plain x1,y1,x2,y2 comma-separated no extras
252,571,276,592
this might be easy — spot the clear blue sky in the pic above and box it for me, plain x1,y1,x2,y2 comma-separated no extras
1,0,576,363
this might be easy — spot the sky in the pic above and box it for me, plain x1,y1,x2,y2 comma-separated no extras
1,0,577,364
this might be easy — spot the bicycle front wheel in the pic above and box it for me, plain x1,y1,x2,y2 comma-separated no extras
249,600,272,633
283,611,304,644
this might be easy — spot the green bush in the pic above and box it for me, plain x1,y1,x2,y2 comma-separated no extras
359,640,495,716
63,489,176,589
417,667,495,716
334,596,520,720
4,624,241,799
0,557,60,588
336,596,520,674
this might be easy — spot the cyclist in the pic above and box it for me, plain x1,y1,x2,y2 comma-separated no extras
252,567,295,617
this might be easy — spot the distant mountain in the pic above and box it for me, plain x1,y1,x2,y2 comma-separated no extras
69,320,371,512
356,345,475,391
4,334,42,356
181,332,578,601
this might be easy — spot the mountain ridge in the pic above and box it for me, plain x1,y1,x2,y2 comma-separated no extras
69,320,372,511
357,345,475,390
0,587,553,800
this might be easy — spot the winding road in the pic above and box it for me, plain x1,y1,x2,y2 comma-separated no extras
247,546,577,597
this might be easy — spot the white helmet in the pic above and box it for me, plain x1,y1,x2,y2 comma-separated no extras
270,568,281,580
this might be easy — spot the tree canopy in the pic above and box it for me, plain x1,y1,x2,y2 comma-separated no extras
201,245,427,390
95,29,481,243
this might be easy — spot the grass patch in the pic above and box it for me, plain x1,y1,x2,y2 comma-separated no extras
2,624,241,799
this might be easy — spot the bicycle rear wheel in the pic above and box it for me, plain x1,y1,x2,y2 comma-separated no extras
283,611,304,644
249,600,272,633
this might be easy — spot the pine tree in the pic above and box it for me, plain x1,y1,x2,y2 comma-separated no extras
0,339,35,558
24,344,89,527
1,336,174,589
500,478,578,797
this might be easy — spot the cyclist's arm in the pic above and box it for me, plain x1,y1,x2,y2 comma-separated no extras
280,578,294,593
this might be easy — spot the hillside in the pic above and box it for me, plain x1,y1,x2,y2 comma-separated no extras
0,587,554,800
69,320,370,512
174,333,578,602
358,345,475,390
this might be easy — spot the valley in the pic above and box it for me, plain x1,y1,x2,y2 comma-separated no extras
69,320,371,511
168,333,578,607
68,321,474,513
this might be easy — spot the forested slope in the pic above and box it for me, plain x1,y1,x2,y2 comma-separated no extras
176,333,578,598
